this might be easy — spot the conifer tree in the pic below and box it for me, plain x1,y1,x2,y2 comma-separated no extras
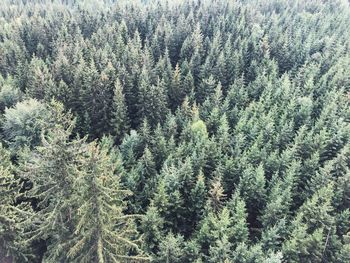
238,164,266,231
336,232,350,263
111,78,130,142
169,63,184,111
282,183,337,263
151,124,169,169
208,176,226,214
197,75,217,104
197,206,234,259
67,141,149,262
0,143,31,262
226,193,249,246
19,102,83,262
0,79,22,113
26,56,55,100
190,170,207,227
1,0,350,260
261,164,295,229
137,67,168,127
141,203,164,254
126,146,157,213
3,99,48,152
156,233,185,263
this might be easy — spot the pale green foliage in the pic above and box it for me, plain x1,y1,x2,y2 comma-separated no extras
67,142,149,262
0,82,22,112
19,102,82,262
191,120,208,139
157,233,185,263
3,99,47,151
0,143,31,261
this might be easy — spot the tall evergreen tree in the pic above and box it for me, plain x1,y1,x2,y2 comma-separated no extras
0,144,31,262
111,78,130,142
19,102,83,261
67,141,149,262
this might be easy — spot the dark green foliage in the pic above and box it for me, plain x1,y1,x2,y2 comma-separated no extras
0,0,350,262
111,78,130,142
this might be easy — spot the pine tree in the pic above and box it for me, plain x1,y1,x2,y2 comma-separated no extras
196,75,217,104
231,243,265,263
190,170,207,228
111,78,130,142
237,164,266,232
0,79,22,113
157,165,185,231
152,178,170,219
226,193,249,247
151,124,169,169
261,219,286,252
282,183,336,263
181,64,195,102
156,233,185,263
216,113,231,152
208,234,232,263
261,163,295,229
92,62,117,138
16,104,83,260
197,206,236,259
26,56,55,100
141,203,164,254
81,59,112,138
208,176,226,214
336,232,350,263
19,104,83,262
0,143,31,262
168,63,184,111
126,146,157,213
137,67,168,127
119,130,144,170
67,141,149,262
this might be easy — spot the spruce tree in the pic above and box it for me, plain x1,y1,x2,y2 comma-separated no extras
156,233,185,263
282,183,337,263
141,203,164,254
111,78,130,142
0,143,31,262
67,141,149,262
19,103,84,262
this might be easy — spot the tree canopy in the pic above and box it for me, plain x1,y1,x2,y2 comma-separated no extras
0,0,350,262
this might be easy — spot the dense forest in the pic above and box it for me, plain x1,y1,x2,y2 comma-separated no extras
0,0,350,262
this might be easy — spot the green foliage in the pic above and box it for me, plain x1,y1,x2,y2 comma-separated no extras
190,119,208,140
282,184,337,262
156,233,185,263
2,99,47,151
67,142,149,262
0,80,22,113
18,103,82,261
0,0,350,261
111,78,130,141
0,143,31,261
141,204,164,254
